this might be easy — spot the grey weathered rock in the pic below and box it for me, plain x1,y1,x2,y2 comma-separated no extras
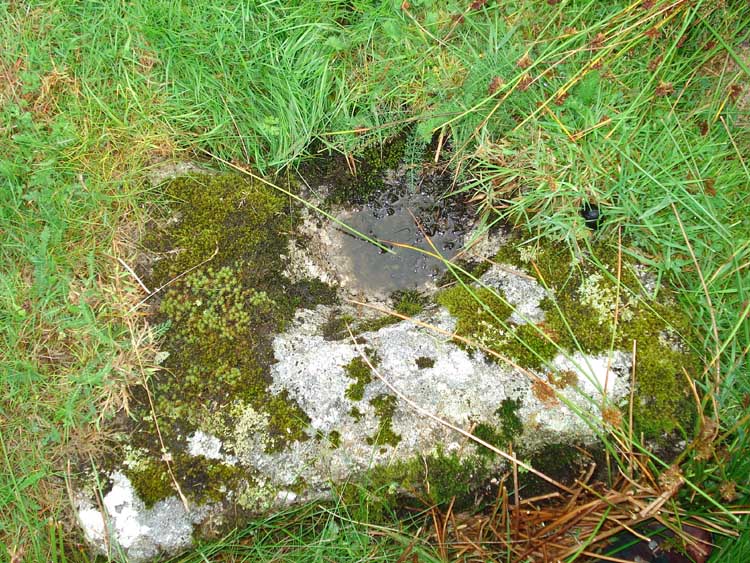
76,472,214,562
76,264,633,561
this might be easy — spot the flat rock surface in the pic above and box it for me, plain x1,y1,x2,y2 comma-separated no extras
77,264,633,561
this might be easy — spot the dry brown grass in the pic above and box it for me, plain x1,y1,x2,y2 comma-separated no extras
425,458,723,563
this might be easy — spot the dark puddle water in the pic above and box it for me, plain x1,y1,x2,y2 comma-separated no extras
335,171,470,294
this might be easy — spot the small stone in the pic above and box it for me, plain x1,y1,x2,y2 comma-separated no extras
581,202,602,230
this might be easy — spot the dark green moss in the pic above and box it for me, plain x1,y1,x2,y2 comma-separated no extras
415,356,435,369
321,312,356,340
350,406,364,422
496,398,524,443
344,356,374,402
322,310,402,340
366,394,401,447
341,448,492,521
285,278,339,310
355,315,401,333
473,398,524,457
518,442,598,497
173,454,244,504
419,451,489,507
146,174,288,290
473,423,506,456
124,461,174,509
392,289,426,317
328,430,341,449
326,134,407,205
262,392,312,451
321,292,424,340
123,448,243,509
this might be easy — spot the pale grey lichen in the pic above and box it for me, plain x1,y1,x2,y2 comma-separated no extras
187,430,237,465
481,264,549,324
579,272,619,325
122,446,151,472
237,478,277,512
76,472,213,563
233,405,273,466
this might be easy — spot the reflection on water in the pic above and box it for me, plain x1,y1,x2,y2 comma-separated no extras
336,192,465,293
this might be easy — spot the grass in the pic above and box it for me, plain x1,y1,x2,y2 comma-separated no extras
1,0,749,561
164,498,441,563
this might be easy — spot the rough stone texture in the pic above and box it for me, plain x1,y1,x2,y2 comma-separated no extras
76,472,213,562
77,264,634,561
481,264,548,324
268,302,631,457
146,160,211,187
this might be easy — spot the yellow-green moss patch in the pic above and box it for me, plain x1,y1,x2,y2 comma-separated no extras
436,285,512,351
344,354,376,402
443,235,697,437
121,173,339,507
366,394,401,447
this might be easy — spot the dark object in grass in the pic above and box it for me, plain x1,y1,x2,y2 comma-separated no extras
580,202,601,230
594,522,712,563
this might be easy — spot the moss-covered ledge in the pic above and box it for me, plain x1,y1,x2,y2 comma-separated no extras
77,172,697,563
439,234,697,437
115,173,338,510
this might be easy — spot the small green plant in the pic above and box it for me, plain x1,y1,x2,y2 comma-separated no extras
161,267,275,343
344,355,375,402
366,394,401,447
393,289,426,317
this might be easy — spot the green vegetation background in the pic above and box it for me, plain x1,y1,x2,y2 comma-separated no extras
1,0,749,561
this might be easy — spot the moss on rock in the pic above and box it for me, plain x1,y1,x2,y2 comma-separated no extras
355,448,492,511
415,356,435,369
437,285,513,351
324,134,407,205
366,394,401,447
474,398,524,457
344,354,376,402
124,461,174,509
124,173,337,507
441,235,697,437
392,289,426,316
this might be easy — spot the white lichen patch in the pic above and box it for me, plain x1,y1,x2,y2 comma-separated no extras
551,351,631,397
578,272,634,326
480,264,549,324
264,302,630,475
187,430,237,465
76,472,212,563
